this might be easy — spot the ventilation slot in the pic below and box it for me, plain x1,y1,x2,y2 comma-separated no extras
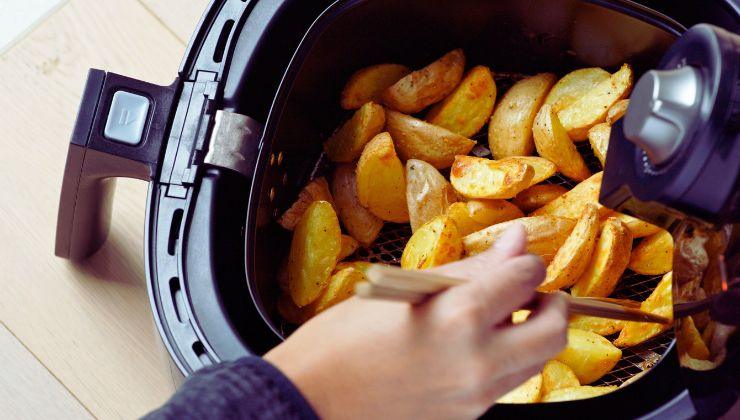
192,342,212,366
169,277,188,323
213,19,235,63
168,209,184,256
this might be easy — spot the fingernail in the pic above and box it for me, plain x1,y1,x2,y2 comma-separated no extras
494,223,526,257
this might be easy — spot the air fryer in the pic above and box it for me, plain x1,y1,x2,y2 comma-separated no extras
54,0,740,418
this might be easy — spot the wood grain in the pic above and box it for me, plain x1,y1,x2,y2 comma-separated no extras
0,0,189,417
0,323,93,420
138,0,211,44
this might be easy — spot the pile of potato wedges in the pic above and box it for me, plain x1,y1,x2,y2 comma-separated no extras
275,49,682,402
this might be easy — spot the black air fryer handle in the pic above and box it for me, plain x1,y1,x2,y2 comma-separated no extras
55,69,177,260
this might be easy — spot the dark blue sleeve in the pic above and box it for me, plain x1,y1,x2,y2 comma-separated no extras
143,356,318,420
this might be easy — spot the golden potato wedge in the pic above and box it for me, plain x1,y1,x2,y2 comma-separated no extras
341,64,411,110
571,217,632,297
539,204,599,292
628,230,673,275
497,374,543,404
614,272,673,347
678,316,710,360
513,184,568,213
385,110,476,169
533,104,591,181
569,315,625,336
556,328,622,384
532,172,609,219
356,132,409,223
499,156,557,185
338,235,359,260
542,360,580,395
406,159,457,232
401,215,463,270
512,309,531,324
463,216,576,263
426,65,496,137
488,73,557,158
558,64,633,140
588,122,610,167
450,155,534,199
542,386,618,402
287,201,342,306
335,261,373,274
606,99,629,124
382,49,465,113
310,266,366,314
331,163,384,246
278,177,335,230
446,202,486,237
323,102,386,162
608,211,661,238
544,67,611,112
277,293,311,325
467,199,524,226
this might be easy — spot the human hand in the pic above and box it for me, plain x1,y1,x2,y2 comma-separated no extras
264,224,568,419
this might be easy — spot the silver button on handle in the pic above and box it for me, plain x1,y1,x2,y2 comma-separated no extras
623,66,703,165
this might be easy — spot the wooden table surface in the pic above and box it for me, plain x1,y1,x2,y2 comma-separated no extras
0,0,209,418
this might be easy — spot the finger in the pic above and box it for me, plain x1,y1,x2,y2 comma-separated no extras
485,294,568,376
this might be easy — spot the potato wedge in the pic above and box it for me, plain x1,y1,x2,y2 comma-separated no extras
385,110,476,169
609,211,661,238
406,159,457,232
512,309,531,324
332,163,384,246
533,104,591,181
488,73,557,158
569,315,625,336
499,156,557,185
426,65,496,137
542,386,618,402
277,293,311,325
539,204,599,292
498,374,543,404
338,235,359,260
447,199,524,237
628,230,673,275
558,64,633,140
614,272,673,347
278,177,335,231
287,201,342,306
450,155,534,199
335,261,373,274
544,67,611,112
556,328,622,384
542,360,580,395
463,216,576,263
588,122,610,167
323,102,386,162
531,172,609,219
571,217,632,297
606,99,629,124
401,215,463,270
382,49,465,113
356,132,409,223
677,316,710,360
310,266,366,314
341,64,411,110
513,184,568,213
446,203,486,237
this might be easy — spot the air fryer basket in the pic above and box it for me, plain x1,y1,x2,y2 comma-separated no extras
243,0,683,408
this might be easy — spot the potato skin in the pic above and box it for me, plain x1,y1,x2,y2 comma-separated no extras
331,163,383,246
287,201,342,307
323,102,386,162
571,217,632,298
533,104,591,181
426,65,496,137
614,272,673,347
385,110,476,169
401,215,462,270
587,122,611,167
278,177,335,230
531,172,609,219
382,49,465,113
555,328,622,384
488,73,557,159
450,155,534,199
544,67,610,112
513,184,568,213
341,64,411,110
406,159,457,232
356,132,409,223
628,229,673,275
